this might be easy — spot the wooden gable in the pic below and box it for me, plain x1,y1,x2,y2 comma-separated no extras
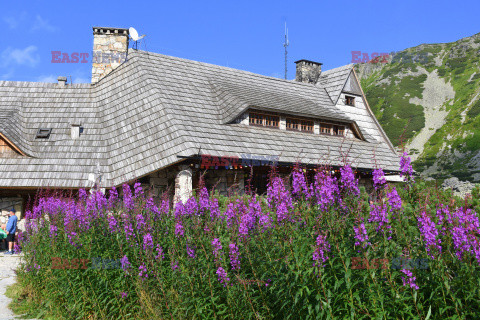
0,135,21,157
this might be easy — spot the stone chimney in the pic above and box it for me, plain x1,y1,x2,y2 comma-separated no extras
91,27,129,84
294,59,323,84
57,76,67,87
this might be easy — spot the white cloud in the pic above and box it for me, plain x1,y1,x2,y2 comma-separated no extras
0,46,40,68
36,75,57,83
2,12,27,29
31,15,56,32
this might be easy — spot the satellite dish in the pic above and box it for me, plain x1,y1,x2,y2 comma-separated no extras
129,27,145,41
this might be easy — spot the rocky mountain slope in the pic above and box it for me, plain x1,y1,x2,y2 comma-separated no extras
355,33,480,182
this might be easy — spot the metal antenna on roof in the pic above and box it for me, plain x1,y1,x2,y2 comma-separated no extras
283,22,289,80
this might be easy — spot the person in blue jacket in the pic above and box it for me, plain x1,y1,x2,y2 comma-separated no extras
4,209,18,255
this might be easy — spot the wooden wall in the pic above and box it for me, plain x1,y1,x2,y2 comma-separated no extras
0,136,19,157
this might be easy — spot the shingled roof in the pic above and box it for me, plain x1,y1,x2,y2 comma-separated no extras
0,49,400,188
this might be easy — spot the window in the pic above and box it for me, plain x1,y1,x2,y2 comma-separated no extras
301,120,314,132
249,112,279,128
249,113,263,126
265,115,279,128
286,118,299,131
345,96,355,106
36,128,52,139
320,123,332,135
333,125,345,136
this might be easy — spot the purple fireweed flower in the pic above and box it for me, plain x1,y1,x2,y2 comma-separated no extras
259,214,273,231
175,222,184,237
248,195,262,219
313,234,331,267
312,171,339,212
120,255,131,272
368,204,391,236
155,245,165,260
239,212,255,236
446,208,480,261
134,182,143,198
136,214,146,230
146,197,161,218
186,244,196,259
171,260,179,271
79,189,88,202
49,225,58,238
209,198,220,220
267,176,293,222
138,264,148,280
216,267,230,287
198,187,210,215
159,199,169,216
387,187,402,212
184,197,199,215
353,223,370,248
120,292,128,299
291,167,311,199
401,269,419,290
107,187,118,209
223,203,237,228
143,233,154,251
417,211,441,258
107,216,117,233
122,184,134,211
124,221,135,241
399,152,414,182
94,190,108,212
229,243,241,270
212,238,223,259
340,164,360,196
372,168,386,190
174,202,185,219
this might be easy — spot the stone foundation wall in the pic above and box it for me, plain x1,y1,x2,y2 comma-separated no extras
202,169,245,196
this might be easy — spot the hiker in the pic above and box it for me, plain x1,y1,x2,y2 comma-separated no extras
4,208,18,255
0,223,7,251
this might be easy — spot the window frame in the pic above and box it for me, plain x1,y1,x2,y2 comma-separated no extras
286,118,300,131
249,112,280,129
345,95,355,106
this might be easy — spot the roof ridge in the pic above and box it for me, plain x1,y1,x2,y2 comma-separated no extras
130,49,326,89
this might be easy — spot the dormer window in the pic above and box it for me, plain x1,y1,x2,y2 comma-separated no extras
36,128,52,139
249,112,279,128
245,109,353,139
345,96,355,106
286,118,299,131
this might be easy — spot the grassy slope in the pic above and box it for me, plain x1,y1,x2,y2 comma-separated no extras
356,33,480,181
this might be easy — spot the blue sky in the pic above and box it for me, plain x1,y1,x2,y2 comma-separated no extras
1,0,479,83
